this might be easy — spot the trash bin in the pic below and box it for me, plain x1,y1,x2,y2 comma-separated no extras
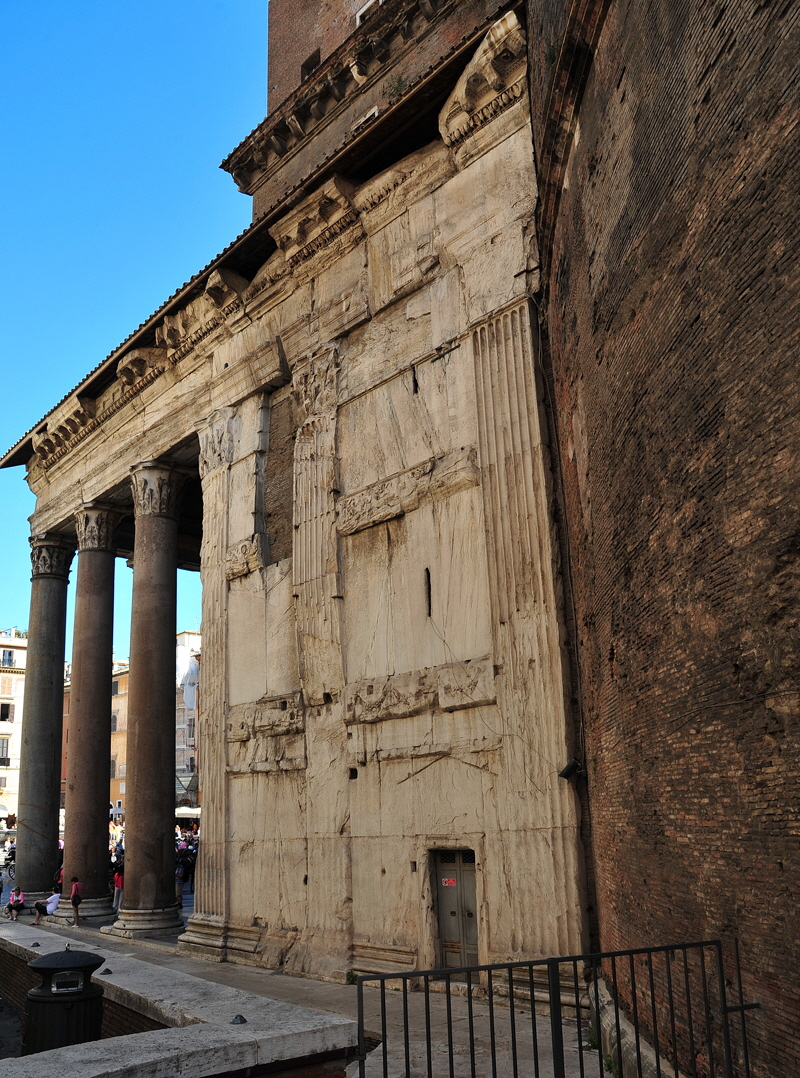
22,944,105,1054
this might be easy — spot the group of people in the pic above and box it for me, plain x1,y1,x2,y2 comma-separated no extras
3,820,199,924
5,877,83,924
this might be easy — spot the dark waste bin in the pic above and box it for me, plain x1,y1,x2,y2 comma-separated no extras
22,944,105,1054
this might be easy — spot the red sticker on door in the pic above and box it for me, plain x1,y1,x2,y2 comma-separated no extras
442,878,456,886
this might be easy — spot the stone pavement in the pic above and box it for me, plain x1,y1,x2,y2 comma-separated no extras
0,868,596,1075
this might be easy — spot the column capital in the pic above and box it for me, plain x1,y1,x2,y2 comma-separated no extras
130,461,187,519
29,533,75,579
74,503,121,552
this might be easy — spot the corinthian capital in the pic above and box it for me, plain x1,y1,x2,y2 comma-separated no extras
74,503,121,552
29,533,76,579
130,462,187,519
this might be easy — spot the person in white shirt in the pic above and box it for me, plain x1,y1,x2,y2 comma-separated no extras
32,889,61,925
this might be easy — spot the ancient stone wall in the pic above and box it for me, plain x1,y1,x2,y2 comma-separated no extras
527,2,800,1075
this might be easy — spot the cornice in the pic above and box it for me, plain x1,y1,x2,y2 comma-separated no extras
4,0,523,478
222,0,458,193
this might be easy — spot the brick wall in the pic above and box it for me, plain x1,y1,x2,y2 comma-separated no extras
268,0,357,112
101,996,167,1038
0,945,38,1010
527,2,800,1076
264,394,296,563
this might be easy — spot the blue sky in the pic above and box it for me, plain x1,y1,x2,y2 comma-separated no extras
0,2,269,661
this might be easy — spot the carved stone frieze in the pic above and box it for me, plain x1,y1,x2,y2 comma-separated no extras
270,176,364,276
197,407,239,478
336,446,479,535
242,251,293,314
205,268,249,310
220,0,459,196
439,11,527,148
116,347,169,387
442,78,527,149
74,504,121,552
226,692,304,740
29,533,76,579
226,692,306,774
292,349,340,425
130,462,187,519
344,656,495,726
31,394,97,463
352,141,455,235
225,534,269,580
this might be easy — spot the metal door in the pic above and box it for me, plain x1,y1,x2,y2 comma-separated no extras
433,849,478,968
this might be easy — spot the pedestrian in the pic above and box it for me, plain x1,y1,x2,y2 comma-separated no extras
175,859,185,907
113,865,124,913
33,889,61,925
68,876,83,926
5,885,24,920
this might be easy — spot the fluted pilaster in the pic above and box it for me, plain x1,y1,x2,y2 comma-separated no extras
179,412,236,957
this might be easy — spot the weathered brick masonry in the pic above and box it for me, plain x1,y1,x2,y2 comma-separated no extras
527,2,800,1075
268,0,356,112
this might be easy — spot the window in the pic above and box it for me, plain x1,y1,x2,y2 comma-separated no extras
110,758,117,780
301,49,320,81
0,737,9,767
110,712,118,732
0,776,7,788
111,680,119,696
1,650,13,667
119,783,126,794
356,0,383,26
0,703,14,722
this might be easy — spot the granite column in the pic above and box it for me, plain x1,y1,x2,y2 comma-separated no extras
107,461,185,937
16,533,75,899
59,504,120,922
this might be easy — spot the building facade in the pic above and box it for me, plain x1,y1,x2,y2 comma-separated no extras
175,631,201,809
110,666,129,820
0,630,27,823
2,2,798,1075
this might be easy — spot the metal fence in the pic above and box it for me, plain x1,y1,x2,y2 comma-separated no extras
355,940,757,1078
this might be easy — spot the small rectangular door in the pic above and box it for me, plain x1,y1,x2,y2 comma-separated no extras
434,849,478,969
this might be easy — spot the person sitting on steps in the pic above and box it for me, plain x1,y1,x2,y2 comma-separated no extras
33,888,61,925
6,885,24,920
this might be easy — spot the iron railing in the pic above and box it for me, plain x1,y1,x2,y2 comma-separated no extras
355,940,756,1078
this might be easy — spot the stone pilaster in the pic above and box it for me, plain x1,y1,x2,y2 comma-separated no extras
16,532,74,899
57,505,120,923
472,301,587,956
104,463,186,938
179,411,236,958
291,350,344,705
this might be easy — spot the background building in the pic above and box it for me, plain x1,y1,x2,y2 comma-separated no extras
175,631,201,810
0,629,27,824
110,664,129,821
61,637,201,824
